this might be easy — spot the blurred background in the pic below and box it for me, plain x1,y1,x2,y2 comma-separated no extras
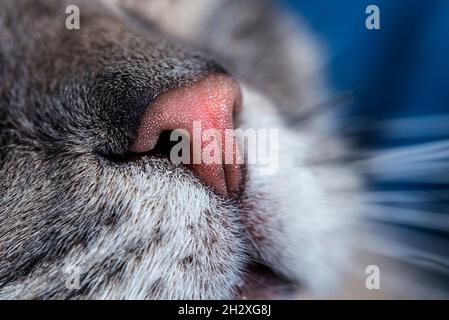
280,0,449,297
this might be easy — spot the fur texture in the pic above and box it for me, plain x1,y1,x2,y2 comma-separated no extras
0,0,364,299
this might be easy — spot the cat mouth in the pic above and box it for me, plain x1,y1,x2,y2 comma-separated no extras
237,263,299,299
115,145,246,198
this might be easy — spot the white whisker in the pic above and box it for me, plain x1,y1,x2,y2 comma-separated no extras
362,161,449,181
342,114,449,138
361,205,449,231
363,191,449,203
357,237,449,275
363,140,449,165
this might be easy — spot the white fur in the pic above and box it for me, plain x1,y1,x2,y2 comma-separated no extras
0,159,245,299
238,85,363,294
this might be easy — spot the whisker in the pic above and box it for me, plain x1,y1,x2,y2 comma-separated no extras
286,91,354,125
362,161,449,180
361,205,449,232
363,140,449,164
355,232,449,273
362,190,449,203
366,174,449,184
340,113,449,138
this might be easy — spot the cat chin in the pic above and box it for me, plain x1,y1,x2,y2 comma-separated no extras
0,156,246,299
86,161,246,299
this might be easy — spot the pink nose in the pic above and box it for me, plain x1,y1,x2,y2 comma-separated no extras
129,74,244,196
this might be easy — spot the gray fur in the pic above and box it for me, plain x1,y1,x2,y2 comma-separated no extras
0,0,364,299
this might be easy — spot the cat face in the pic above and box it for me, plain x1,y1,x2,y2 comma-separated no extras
0,0,362,299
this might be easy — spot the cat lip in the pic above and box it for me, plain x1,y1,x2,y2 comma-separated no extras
186,159,246,197
122,151,247,197
237,263,299,299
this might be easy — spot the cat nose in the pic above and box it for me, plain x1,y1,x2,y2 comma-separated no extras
129,74,245,197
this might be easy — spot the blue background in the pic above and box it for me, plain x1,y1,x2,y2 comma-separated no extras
282,0,449,146
281,0,449,291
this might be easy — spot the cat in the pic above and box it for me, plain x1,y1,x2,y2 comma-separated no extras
0,0,446,299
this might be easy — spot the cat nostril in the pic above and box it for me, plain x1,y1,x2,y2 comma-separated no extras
129,74,245,197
